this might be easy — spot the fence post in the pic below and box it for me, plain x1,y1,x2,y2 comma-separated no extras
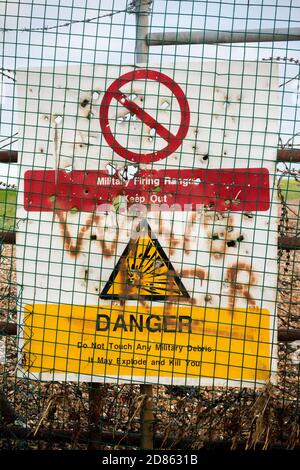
135,0,155,450
88,382,106,450
140,384,154,449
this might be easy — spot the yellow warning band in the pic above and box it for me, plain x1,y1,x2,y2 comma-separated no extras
23,304,271,383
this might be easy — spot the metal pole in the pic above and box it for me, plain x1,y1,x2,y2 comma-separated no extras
0,151,18,163
135,0,154,450
147,27,300,47
135,0,150,64
2,148,300,165
277,149,300,163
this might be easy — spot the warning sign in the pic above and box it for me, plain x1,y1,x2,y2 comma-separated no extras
16,61,279,387
23,167,270,212
24,304,271,384
99,69,190,163
100,221,189,300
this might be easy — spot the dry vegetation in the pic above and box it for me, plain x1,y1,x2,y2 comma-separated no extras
0,199,299,450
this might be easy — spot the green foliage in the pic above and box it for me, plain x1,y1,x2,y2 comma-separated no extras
279,179,300,201
0,189,17,231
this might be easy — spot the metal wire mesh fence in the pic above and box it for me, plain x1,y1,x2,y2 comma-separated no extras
0,0,300,451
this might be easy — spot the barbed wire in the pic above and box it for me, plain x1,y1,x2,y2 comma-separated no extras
0,181,17,190
262,56,300,66
0,69,16,82
0,2,138,34
262,56,300,88
0,134,18,150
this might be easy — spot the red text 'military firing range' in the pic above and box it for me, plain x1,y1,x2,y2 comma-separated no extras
24,69,270,213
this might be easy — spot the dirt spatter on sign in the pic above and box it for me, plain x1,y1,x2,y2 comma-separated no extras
204,213,243,260
226,262,257,313
256,359,270,380
191,318,256,341
81,99,90,108
158,213,164,235
157,217,181,255
94,215,119,258
118,254,127,307
106,241,131,306
184,212,197,254
203,211,225,228
161,268,195,331
157,213,200,256
55,211,94,257
162,271,178,317
204,294,212,303
163,307,179,331
55,212,119,258
108,239,151,312
138,299,150,309
101,239,118,257
169,234,180,256
181,268,206,286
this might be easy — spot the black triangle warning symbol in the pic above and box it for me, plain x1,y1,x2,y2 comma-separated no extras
100,222,190,301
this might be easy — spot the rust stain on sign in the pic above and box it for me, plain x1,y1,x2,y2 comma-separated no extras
157,216,182,257
169,233,181,256
55,211,94,257
204,212,239,260
156,213,199,257
191,318,258,341
55,212,119,258
226,262,257,312
94,215,119,258
180,267,206,286
184,212,198,255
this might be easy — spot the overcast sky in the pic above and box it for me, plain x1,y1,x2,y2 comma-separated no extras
1,0,300,183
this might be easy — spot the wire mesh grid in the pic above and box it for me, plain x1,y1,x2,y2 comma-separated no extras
0,0,299,450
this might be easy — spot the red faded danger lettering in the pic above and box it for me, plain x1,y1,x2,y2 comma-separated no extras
24,168,270,212
99,69,190,163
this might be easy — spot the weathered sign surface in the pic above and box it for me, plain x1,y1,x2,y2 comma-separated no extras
17,61,278,386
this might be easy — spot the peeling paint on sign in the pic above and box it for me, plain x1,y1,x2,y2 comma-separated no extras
16,61,279,387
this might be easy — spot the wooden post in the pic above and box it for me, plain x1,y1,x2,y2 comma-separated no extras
0,150,18,163
88,382,106,450
0,389,18,424
140,384,154,449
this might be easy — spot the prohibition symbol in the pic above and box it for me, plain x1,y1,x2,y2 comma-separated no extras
100,222,189,301
99,69,190,163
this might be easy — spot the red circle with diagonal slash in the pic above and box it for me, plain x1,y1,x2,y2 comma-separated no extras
99,69,190,163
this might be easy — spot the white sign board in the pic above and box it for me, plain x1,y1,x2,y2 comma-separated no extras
16,61,278,387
